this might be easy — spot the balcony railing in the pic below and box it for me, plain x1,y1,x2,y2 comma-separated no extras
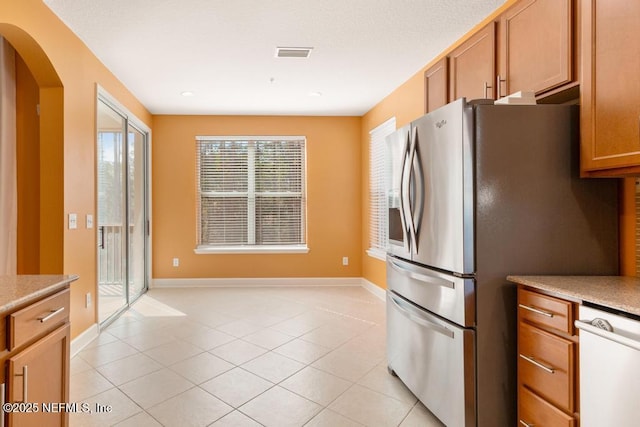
98,224,124,291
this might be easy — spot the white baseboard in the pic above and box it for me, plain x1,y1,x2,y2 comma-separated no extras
151,276,387,301
151,277,364,288
71,323,99,357
361,279,386,301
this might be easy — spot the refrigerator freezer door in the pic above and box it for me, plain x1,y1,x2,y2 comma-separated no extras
387,256,475,327
387,291,476,427
387,257,475,327
410,98,474,274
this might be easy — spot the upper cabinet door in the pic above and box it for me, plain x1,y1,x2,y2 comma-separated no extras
498,0,573,98
448,22,496,102
581,0,640,175
424,57,448,113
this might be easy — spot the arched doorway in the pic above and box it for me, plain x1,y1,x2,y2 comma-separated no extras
0,24,64,274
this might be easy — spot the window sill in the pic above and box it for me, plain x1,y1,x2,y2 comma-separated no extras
366,248,387,261
195,245,310,255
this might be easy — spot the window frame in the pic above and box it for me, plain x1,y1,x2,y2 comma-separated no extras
195,135,308,254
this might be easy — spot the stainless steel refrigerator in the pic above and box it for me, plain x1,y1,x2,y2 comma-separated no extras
385,98,618,427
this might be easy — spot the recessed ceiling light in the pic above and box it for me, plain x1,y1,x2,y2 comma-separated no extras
275,47,313,58
308,91,323,97
181,91,194,97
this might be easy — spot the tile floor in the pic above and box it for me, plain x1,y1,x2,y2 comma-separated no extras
70,286,444,426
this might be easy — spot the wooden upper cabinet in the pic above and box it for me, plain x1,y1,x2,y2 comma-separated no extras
498,0,574,98
448,22,496,102
581,0,640,175
424,57,448,113
438,0,577,107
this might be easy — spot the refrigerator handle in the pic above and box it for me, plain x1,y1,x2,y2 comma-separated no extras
406,128,418,254
388,258,455,289
400,132,413,254
388,293,455,338
412,128,425,245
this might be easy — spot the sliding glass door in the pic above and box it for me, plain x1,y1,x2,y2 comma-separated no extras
97,96,148,324
127,124,147,302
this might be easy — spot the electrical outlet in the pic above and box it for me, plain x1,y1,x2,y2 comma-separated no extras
85,292,91,308
342,256,349,266
173,258,179,267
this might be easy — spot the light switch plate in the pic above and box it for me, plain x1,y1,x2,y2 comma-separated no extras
86,214,93,229
68,213,77,229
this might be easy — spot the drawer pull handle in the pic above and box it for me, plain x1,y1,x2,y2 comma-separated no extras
519,420,534,427
519,304,554,318
483,81,492,98
37,307,65,323
520,354,555,374
14,366,28,403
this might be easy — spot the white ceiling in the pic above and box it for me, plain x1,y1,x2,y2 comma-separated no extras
43,0,505,116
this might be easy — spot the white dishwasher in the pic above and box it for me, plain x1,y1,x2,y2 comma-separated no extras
575,305,640,427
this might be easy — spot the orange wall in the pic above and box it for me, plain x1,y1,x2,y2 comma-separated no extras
1,0,152,338
152,115,362,279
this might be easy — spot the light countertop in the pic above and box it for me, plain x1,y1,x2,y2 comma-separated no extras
507,275,640,316
0,275,78,315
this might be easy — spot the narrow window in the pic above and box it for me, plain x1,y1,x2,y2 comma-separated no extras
368,118,396,260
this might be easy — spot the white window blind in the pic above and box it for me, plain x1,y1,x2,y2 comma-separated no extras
196,136,307,253
368,118,396,259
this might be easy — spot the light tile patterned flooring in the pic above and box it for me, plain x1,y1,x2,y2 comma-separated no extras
70,286,444,426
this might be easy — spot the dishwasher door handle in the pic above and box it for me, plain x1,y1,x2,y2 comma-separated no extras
575,320,640,352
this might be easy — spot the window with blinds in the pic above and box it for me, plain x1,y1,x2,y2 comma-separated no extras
196,136,307,253
368,118,396,260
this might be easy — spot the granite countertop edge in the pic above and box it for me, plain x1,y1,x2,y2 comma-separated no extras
0,275,79,315
507,275,640,317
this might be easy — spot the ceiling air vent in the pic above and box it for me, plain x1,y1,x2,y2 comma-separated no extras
275,47,313,58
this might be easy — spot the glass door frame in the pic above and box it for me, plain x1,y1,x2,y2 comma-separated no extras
96,86,151,327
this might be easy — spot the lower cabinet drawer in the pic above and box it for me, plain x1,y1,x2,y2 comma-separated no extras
519,288,573,334
8,288,70,350
519,321,575,413
519,386,575,427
